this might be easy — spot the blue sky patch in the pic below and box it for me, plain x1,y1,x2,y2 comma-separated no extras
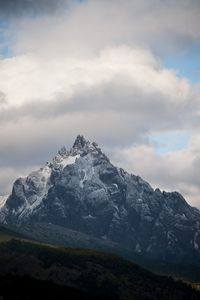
0,19,13,58
164,42,200,84
150,131,189,154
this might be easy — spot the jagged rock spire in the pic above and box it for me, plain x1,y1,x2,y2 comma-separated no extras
71,134,100,155
58,146,68,157
72,135,89,150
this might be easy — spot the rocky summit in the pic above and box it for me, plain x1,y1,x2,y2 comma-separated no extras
1,135,200,262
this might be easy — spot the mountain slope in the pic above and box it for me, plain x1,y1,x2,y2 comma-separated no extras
0,224,31,242
0,238,199,300
8,221,200,282
1,135,200,263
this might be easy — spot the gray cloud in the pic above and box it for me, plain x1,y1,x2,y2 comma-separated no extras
0,0,73,18
0,0,200,208
11,0,200,58
0,91,7,104
0,76,195,131
0,74,194,170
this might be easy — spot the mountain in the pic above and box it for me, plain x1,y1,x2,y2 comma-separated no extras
0,238,199,300
1,135,200,263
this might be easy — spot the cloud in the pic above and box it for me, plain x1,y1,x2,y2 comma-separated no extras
0,0,73,18
0,91,7,104
111,135,200,207
0,46,192,119
0,46,195,157
0,0,199,208
10,0,200,58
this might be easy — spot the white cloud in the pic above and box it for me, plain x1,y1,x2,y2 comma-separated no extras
0,46,191,108
0,0,200,207
111,134,200,207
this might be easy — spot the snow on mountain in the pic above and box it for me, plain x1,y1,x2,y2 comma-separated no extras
0,195,8,209
1,134,200,262
0,142,81,221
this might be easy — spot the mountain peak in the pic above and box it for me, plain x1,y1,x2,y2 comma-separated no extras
71,135,101,156
72,135,89,150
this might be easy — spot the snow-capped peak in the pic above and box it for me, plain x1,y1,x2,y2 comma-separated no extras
71,134,101,156
73,134,88,149
1,135,200,262
0,142,82,219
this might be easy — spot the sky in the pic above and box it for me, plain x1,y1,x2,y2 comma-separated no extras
0,0,200,207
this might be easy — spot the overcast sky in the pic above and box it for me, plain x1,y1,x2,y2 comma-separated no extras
0,0,200,207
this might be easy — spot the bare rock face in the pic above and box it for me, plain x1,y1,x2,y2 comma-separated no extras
1,135,200,262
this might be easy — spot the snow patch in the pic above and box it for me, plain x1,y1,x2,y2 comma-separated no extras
82,214,96,219
17,165,52,219
78,153,96,188
194,231,199,250
60,154,80,169
52,152,80,169
0,195,8,209
80,170,86,188
135,243,141,253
